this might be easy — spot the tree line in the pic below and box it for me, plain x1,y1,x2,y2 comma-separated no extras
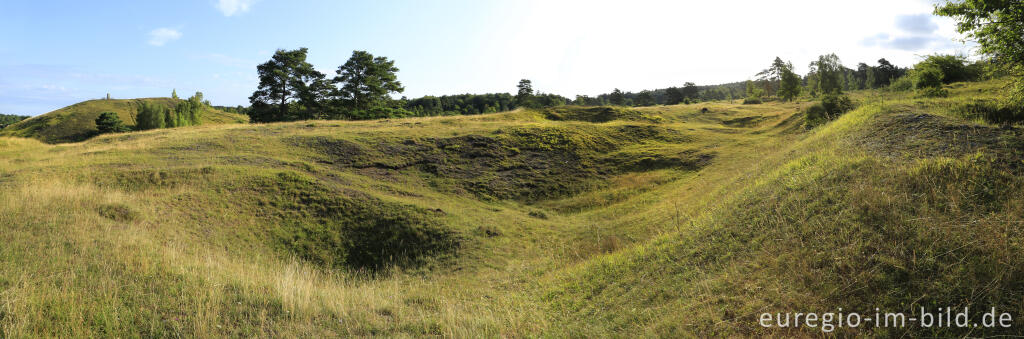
94,91,208,135
240,0,1019,123
247,48,572,122
136,91,206,130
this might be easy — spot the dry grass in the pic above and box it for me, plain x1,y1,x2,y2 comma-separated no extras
1,80,1021,337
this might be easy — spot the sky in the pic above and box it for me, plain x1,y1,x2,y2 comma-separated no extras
0,0,975,116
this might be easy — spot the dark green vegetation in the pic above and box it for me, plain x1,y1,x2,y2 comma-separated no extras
0,97,248,143
94,112,129,134
136,92,207,130
247,49,570,123
0,114,29,129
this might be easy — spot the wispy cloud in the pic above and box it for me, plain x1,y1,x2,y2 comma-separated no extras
148,28,182,46
895,14,939,34
860,13,958,52
215,0,255,16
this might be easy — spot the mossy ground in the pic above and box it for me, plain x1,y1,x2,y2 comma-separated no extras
1,80,1022,337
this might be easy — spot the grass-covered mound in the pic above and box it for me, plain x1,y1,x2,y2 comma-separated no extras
0,98,248,143
545,100,1024,337
1,79,1021,337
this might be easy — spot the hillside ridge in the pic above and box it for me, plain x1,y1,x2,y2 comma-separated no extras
0,97,248,143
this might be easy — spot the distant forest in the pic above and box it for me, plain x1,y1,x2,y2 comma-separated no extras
236,46,998,124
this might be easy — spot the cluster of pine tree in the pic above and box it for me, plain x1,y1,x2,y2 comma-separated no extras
136,91,205,130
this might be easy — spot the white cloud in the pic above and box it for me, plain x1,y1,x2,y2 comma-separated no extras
148,28,182,46
215,0,254,16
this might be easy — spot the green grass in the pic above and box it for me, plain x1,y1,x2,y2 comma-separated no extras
0,80,1022,337
0,98,249,143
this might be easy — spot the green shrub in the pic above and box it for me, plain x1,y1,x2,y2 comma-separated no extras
803,103,829,127
913,65,945,90
742,98,762,105
916,54,980,83
889,76,913,91
821,93,854,115
805,94,855,128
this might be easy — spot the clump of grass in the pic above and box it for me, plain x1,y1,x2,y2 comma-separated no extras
97,203,139,222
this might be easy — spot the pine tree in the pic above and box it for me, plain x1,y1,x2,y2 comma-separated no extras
95,112,129,134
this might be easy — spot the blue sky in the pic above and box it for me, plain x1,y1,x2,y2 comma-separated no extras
1,0,973,116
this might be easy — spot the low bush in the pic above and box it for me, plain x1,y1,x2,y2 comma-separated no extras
742,98,762,105
914,65,945,90
822,93,854,115
917,54,981,84
803,103,829,127
805,93,855,128
889,76,914,91
919,87,950,98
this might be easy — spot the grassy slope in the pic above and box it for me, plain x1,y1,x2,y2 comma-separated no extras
0,80,1022,337
0,98,249,143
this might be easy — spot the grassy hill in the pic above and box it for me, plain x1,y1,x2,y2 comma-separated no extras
0,80,1022,337
0,98,249,143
